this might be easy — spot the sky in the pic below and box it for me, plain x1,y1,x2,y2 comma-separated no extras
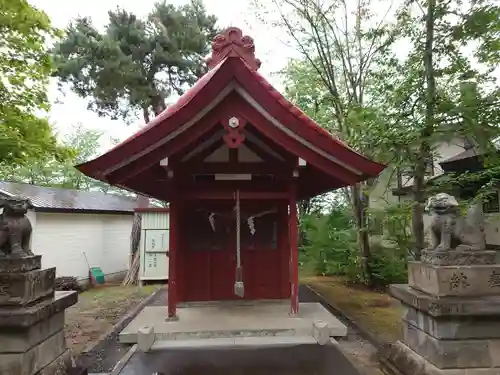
29,0,293,150
28,0,499,154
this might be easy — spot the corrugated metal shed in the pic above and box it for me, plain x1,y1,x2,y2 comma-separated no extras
0,181,147,213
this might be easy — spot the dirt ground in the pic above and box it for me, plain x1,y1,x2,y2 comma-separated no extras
304,276,402,344
64,284,161,354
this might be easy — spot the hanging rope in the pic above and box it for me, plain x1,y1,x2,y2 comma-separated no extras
234,190,244,297
236,190,241,269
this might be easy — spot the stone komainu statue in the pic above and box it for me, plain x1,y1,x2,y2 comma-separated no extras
0,197,34,257
425,193,486,252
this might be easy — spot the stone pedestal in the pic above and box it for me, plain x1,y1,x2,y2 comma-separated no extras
0,255,78,375
384,251,500,375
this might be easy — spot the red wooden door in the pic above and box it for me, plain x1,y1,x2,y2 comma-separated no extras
180,200,288,302
181,201,235,301
239,201,285,300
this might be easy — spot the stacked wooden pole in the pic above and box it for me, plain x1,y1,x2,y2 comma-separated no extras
123,213,142,286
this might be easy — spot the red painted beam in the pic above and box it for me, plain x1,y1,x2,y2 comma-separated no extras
244,126,296,163
182,191,289,200
230,96,360,185
107,100,234,185
167,191,178,319
170,127,223,163
289,182,299,315
178,162,291,176
243,139,283,164
181,138,225,165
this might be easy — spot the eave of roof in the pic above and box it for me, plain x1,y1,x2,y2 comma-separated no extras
77,58,384,176
76,27,385,199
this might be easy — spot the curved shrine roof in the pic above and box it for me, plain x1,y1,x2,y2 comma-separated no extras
76,27,385,199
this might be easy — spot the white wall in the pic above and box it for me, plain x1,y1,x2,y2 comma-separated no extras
400,137,467,188
31,212,133,280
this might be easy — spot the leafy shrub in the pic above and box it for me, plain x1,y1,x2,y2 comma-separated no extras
368,242,408,288
300,203,409,288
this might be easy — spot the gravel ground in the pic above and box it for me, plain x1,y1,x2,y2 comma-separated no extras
80,286,383,375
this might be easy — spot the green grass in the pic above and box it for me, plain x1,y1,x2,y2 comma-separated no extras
302,276,402,343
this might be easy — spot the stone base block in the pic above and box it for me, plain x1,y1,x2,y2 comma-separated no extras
382,340,500,375
403,305,500,340
421,250,496,266
0,267,55,306
37,349,75,375
409,261,500,297
0,256,41,273
0,291,77,328
0,312,65,353
137,325,155,352
390,284,500,317
402,322,498,369
0,330,66,375
312,320,330,345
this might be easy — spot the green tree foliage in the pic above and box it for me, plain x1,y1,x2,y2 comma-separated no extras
264,0,399,286
52,0,218,123
0,124,125,193
368,0,500,257
278,0,499,284
0,0,69,166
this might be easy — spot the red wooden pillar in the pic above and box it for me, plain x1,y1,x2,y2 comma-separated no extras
289,182,299,315
167,191,178,319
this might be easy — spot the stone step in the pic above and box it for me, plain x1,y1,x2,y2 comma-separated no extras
150,336,319,351
154,328,302,341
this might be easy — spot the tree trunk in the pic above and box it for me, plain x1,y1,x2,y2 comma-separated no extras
142,106,150,123
352,183,372,286
150,93,166,116
298,199,311,248
412,0,436,260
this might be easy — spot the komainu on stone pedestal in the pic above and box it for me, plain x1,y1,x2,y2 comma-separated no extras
381,192,500,375
422,193,495,266
425,193,485,253
0,197,34,258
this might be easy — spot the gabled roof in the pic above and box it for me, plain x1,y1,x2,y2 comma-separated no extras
0,181,146,214
441,148,480,164
76,27,385,200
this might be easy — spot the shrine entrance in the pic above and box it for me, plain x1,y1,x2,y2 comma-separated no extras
77,26,385,322
179,198,289,303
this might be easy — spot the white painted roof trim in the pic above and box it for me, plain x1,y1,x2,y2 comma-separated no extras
0,188,15,197
104,82,362,176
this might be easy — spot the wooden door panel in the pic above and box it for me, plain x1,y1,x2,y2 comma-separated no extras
180,200,288,302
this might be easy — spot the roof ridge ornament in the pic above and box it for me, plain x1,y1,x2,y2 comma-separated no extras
206,27,262,71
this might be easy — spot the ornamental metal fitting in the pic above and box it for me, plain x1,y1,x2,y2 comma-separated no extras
228,117,240,129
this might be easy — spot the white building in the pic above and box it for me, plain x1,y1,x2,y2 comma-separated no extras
0,181,149,284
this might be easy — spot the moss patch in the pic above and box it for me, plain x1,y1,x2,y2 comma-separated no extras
65,284,162,354
303,276,402,344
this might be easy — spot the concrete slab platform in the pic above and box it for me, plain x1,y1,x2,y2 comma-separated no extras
119,302,347,344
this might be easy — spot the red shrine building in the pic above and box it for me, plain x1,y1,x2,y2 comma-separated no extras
77,27,385,319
